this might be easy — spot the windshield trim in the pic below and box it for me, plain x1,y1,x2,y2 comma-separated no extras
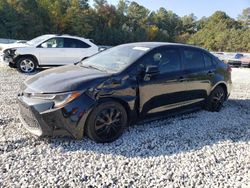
27,35,54,46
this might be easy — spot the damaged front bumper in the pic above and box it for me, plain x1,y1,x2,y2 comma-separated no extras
18,93,96,139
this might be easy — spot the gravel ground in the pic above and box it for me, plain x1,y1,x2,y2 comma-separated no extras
0,62,250,187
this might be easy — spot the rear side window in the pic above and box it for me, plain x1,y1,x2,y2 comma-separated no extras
64,38,91,48
183,49,205,70
203,53,213,68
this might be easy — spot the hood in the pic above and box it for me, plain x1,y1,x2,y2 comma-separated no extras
0,43,30,52
24,65,111,93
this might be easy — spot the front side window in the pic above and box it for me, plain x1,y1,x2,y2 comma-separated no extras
139,48,181,73
40,38,64,48
183,48,205,70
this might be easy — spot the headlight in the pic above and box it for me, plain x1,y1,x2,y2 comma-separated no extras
53,92,82,108
29,93,56,100
28,91,82,108
4,48,17,56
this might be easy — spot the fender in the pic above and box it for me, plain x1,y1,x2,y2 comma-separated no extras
210,81,229,97
14,54,39,65
95,75,139,122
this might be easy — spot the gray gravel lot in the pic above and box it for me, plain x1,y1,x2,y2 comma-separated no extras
0,62,250,187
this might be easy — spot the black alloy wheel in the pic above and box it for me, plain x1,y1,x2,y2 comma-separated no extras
206,86,226,112
85,100,127,143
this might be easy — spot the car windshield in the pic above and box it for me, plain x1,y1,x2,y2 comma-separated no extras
80,44,151,72
27,35,52,46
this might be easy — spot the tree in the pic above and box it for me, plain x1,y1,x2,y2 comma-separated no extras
149,8,182,42
238,7,250,27
63,0,93,36
188,11,245,51
0,0,21,39
181,13,197,34
0,1,249,52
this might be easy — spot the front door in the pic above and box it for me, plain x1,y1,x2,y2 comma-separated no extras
63,38,95,64
138,47,187,116
38,37,67,65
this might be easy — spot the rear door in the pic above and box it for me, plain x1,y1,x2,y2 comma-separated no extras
181,47,213,103
63,38,96,64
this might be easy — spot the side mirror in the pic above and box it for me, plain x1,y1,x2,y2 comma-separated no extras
98,47,107,52
145,65,159,75
144,65,159,81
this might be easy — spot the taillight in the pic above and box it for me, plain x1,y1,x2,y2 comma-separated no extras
227,65,232,73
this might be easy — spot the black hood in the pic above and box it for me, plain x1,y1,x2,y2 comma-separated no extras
24,65,110,93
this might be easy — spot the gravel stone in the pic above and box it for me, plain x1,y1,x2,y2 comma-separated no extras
0,62,250,187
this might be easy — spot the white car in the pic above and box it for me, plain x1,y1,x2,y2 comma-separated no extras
0,34,100,73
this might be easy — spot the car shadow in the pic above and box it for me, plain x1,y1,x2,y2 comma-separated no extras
48,98,250,158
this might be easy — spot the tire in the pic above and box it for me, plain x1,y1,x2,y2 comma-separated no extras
16,56,37,73
205,86,226,112
85,100,128,143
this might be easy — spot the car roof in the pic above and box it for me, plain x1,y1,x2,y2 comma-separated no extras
121,42,208,52
42,34,86,40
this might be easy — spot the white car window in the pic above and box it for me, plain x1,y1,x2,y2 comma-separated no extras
41,38,64,48
64,38,91,48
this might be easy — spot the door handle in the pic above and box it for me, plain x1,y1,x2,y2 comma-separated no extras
207,71,215,76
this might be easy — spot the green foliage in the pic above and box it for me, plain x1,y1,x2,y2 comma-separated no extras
188,11,249,52
238,7,250,27
0,1,249,52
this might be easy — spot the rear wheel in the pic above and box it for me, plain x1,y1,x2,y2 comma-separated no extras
17,56,37,73
205,86,226,112
85,100,128,143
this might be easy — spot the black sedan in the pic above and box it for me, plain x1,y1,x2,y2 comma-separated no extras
18,42,232,143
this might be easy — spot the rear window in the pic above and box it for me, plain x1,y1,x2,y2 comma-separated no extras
183,49,205,70
64,38,91,48
203,53,213,68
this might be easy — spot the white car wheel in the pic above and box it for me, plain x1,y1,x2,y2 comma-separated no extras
17,57,37,73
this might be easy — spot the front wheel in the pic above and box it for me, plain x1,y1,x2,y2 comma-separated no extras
17,57,37,73
85,100,128,143
205,86,226,112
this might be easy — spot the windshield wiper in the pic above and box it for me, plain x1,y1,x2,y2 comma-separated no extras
74,61,81,65
81,64,108,73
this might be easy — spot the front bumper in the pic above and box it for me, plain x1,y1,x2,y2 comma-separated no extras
2,51,17,66
18,98,54,137
18,93,96,139
228,60,241,67
241,62,250,68
3,55,13,64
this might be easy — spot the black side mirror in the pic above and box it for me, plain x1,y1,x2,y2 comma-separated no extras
144,65,159,81
145,65,159,75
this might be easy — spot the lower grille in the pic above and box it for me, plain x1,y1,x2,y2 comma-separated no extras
19,103,41,129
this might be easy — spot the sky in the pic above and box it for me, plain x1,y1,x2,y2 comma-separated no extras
90,0,250,19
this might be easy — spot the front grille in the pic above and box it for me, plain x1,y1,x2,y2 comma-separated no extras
228,60,241,64
19,103,41,129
